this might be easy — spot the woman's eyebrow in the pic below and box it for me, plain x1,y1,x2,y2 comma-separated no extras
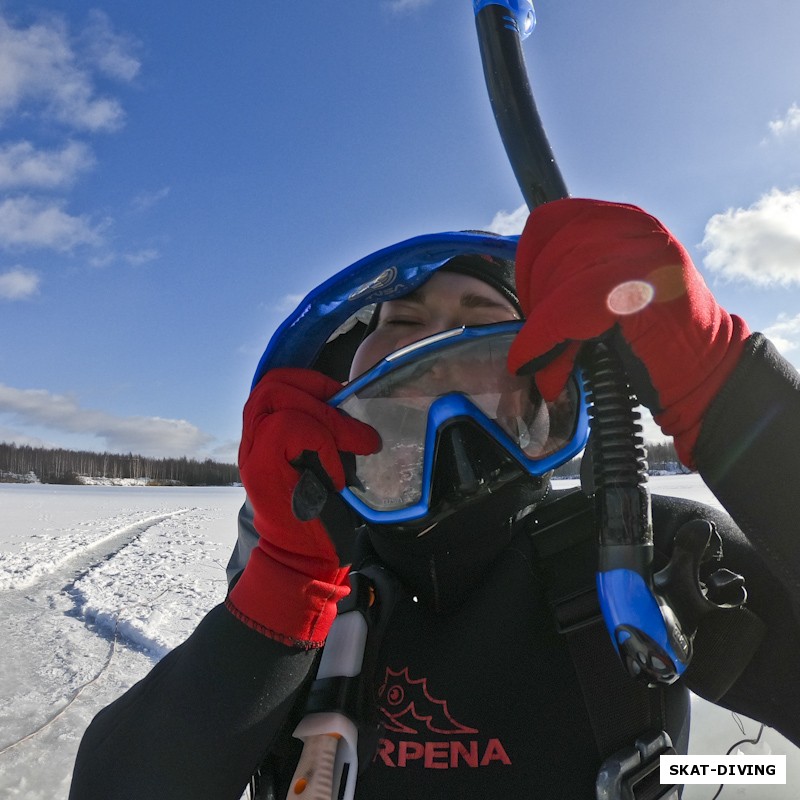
386,288,426,306
459,291,516,311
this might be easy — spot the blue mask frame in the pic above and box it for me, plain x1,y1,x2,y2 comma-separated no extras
329,321,589,525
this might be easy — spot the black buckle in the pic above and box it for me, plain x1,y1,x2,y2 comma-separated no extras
596,730,679,800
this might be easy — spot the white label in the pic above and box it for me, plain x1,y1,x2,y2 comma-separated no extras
660,755,786,784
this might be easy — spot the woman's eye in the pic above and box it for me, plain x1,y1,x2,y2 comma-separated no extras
466,312,517,326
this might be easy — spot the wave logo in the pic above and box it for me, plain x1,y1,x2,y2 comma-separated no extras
378,666,478,735
375,666,511,769
347,267,397,302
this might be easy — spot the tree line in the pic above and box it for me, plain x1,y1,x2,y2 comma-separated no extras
0,438,684,486
0,442,240,486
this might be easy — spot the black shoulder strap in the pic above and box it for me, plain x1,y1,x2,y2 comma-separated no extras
525,490,667,758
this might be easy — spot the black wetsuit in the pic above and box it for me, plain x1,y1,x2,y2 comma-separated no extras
69,335,800,799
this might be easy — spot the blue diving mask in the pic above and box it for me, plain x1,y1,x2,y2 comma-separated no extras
330,321,589,525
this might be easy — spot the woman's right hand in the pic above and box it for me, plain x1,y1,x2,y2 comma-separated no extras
227,368,380,647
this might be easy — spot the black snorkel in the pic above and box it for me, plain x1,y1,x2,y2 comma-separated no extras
474,0,764,709
472,0,692,684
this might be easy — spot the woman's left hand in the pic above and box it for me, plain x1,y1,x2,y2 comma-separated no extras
508,198,750,466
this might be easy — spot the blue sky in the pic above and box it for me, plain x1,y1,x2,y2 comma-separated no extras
1,0,799,463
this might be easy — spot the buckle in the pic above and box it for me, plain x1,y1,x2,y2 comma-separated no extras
596,730,679,800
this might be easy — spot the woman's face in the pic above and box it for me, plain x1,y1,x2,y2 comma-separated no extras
349,271,520,380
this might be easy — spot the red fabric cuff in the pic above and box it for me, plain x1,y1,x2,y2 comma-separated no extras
657,315,750,469
226,545,350,649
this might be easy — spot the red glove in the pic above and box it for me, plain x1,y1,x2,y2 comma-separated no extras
226,368,381,647
507,198,750,467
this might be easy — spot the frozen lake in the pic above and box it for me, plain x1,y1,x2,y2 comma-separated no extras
0,477,797,798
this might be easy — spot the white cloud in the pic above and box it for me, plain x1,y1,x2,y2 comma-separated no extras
87,252,115,268
486,203,529,236
0,425,51,448
384,0,435,11
767,103,800,140
123,248,160,266
131,186,170,212
763,313,800,357
0,140,94,189
0,267,39,299
276,293,305,312
700,189,800,285
210,439,240,464
0,12,137,132
0,196,103,251
80,10,141,82
0,383,216,459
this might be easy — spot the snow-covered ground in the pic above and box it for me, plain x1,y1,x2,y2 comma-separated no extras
0,476,797,798
0,483,245,799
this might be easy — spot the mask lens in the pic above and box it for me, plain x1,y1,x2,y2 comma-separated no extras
338,394,429,510
333,323,585,516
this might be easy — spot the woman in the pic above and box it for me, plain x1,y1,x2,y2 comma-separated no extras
70,199,800,799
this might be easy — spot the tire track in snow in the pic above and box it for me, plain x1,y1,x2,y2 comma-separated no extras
0,509,194,756
65,507,231,658
0,509,192,592
0,487,244,799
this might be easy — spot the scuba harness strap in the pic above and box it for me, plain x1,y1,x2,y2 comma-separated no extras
527,489,681,800
526,490,669,759
277,563,403,800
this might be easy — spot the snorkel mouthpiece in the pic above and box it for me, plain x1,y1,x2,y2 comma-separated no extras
445,425,485,497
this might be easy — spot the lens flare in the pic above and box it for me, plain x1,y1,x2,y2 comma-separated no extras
607,280,655,315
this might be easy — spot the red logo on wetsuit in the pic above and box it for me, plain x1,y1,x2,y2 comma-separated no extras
374,666,511,769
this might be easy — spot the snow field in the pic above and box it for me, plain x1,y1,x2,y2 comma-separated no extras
0,484,245,799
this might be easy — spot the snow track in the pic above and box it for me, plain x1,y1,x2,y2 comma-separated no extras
0,508,192,592
0,485,244,799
